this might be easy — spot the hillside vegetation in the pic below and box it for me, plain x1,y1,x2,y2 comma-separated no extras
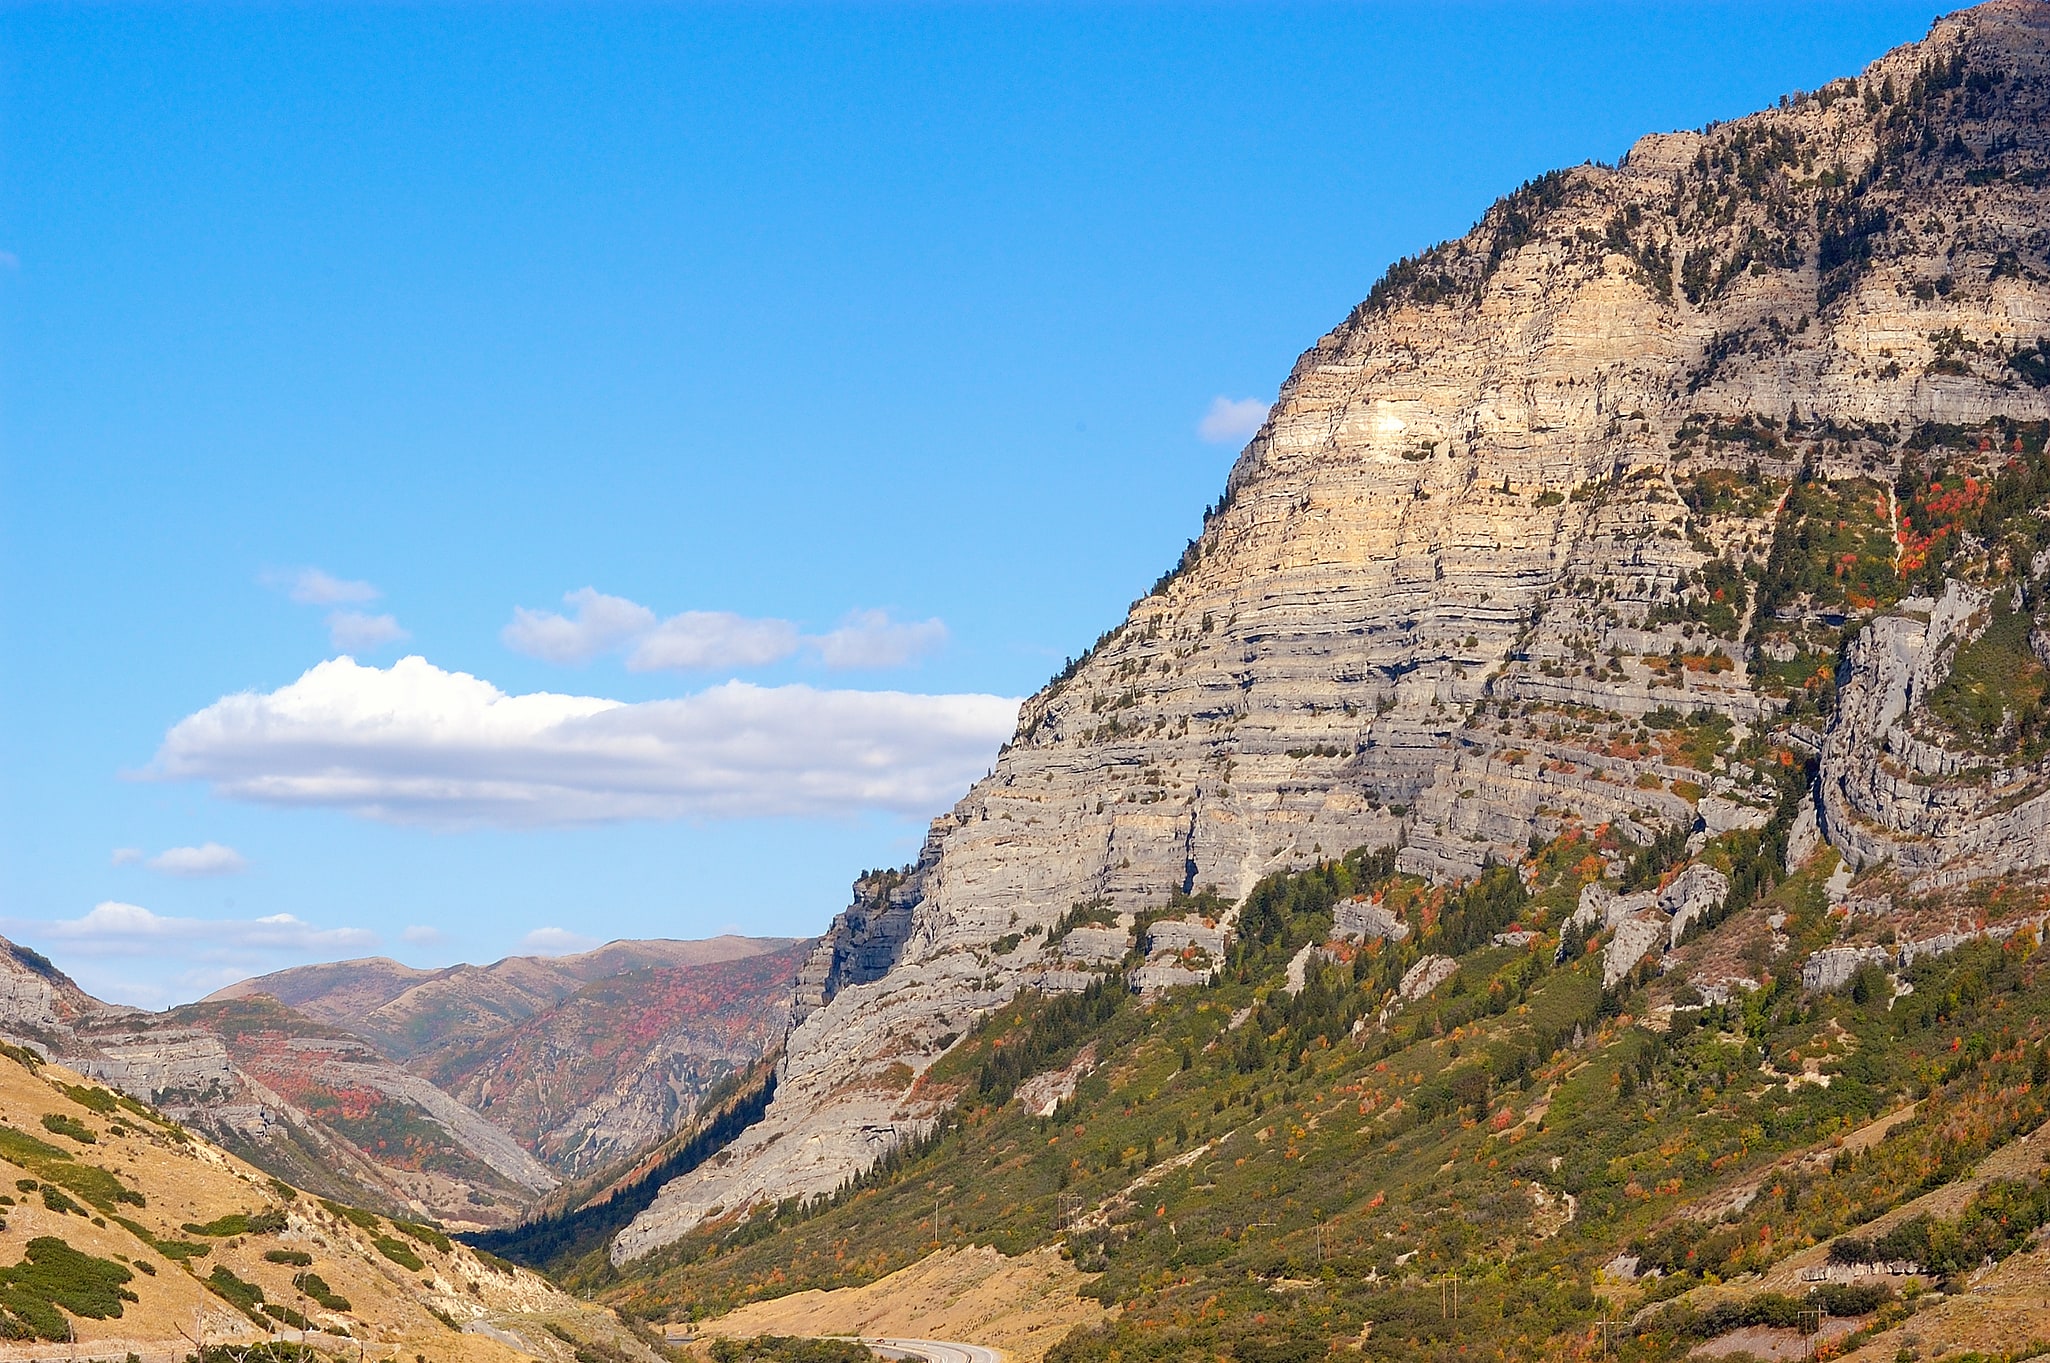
0,1040,663,1361
601,828,2050,1363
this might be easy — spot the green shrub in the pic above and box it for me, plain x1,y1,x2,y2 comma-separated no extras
293,1271,351,1312
372,1235,424,1271
0,1237,137,1339
390,1218,451,1253
205,1264,265,1321
264,1249,313,1266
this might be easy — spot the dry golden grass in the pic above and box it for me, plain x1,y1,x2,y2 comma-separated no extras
698,1244,1110,1363
0,1051,656,1361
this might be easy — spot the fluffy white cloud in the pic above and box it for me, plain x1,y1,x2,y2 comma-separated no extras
5,902,376,961
401,924,447,946
271,567,382,606
502,588,657,665
1198,395,1272,443
812,609,948,669
148,655,1020,826
110,847,144,866
328,611,409,651
628,611,802,671
520,926,600,956
144,842,248,877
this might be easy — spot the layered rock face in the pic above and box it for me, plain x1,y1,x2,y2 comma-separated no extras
616,0,2050,1261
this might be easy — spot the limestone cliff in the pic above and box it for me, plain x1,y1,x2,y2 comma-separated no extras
615,0,2050,1262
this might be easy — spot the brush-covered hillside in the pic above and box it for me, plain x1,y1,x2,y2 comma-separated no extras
594,830,2050,1363
0,1039,665,1362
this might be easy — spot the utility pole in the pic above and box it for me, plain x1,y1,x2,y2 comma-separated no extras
1596,1319,1619,1356
934,1195,940,1246
1799,1307,1822,1359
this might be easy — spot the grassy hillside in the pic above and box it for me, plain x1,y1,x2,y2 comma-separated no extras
0,1041,663,1361
599,821,2050,1363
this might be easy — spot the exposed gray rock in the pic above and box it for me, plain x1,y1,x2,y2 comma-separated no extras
1398,956,1459,1002
1802,946,1894,992
614,2,2050,1260
1333,898,1411,943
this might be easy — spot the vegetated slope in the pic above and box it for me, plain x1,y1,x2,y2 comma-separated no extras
0,937,556,1230
617,0,2050,1259
423,943,812,1176
0,1042,658,1362
610,837,2050,1363
210,935,801,1064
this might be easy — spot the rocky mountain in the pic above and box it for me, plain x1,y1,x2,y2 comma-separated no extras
0,938,556,1228
0,1040,660,1360
614,0,2050,1263
0,932,809,1230
217,936,810,1175
210,935,796,1062
421,942,813,1175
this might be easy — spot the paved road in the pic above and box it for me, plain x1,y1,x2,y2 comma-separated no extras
866,1335,1005,1363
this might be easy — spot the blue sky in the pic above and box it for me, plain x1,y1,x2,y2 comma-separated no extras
0,1,1940,1007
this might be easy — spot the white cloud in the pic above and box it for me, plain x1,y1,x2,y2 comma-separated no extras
110,847,144,866
628,610,801,671
1198,395,1272,443
401,924,447,946
520,927,600,956
271,567,382,606
501,589,946,673
144,842,248,877
502,588,657,665
148,655,1020,826
327,610,409,651
5,902,376,961
812,609,948,669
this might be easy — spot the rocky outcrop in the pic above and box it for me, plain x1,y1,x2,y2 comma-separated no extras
617,0,2050,1261
1818,582,2050,885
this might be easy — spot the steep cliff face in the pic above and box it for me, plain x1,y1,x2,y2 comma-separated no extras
615,0,2050,1261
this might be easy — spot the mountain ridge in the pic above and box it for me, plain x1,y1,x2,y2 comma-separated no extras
613,0,2050,1263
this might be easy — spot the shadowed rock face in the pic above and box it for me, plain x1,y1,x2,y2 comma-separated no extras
615,1,2050,1262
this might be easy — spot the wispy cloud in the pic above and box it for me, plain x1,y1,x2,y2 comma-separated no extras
264,568,408,651
148,654,1020,826
1198,395,1271,443
110,847,144,866
813,609,947,669
503,589,943,672
269,567,382,606
144,842,248,877
520,927,600,956
502,588,656,665
327,611,409,651
6,902,375,961
401,924,447,947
